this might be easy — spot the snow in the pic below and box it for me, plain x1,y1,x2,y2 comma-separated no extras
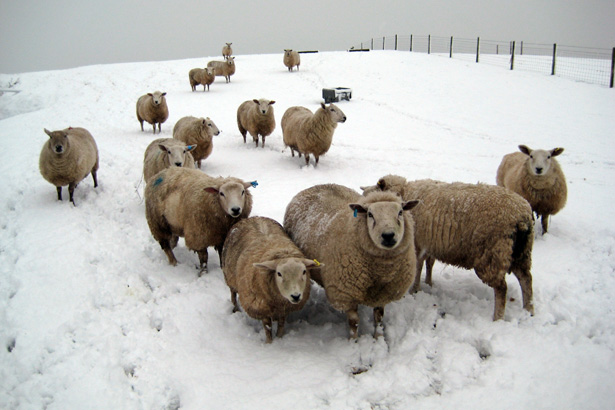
1,50,614,410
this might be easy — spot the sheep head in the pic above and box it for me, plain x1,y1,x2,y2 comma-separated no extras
320,103,347,123
44,128,69,155
158,143,196,168
253,258,319,304
205,180,253,218
147,91,167,106
252,99,275,115
519,145,564,176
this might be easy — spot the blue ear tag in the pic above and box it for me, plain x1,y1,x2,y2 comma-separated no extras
187,145,193,150
353,209,358,217
251,181,258,188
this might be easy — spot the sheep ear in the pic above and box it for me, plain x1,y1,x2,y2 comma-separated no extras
377,178,387,189
44,128,52,137
253,99,260,105
243,180,258,189
147,93,153,97
253,261,278,272
518,145,531,155
551,147,564,157
321,102,326,109
204,187,219,194
186,144,197,152
269,101,276,105
403,200,420,211
302,259,323,269
161,92,167,96
349,203,367,214
359,185,371,192
158,144,169,152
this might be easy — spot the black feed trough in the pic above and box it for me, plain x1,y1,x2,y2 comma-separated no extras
322,87,352,104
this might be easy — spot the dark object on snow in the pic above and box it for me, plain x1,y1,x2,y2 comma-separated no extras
322,87,352,104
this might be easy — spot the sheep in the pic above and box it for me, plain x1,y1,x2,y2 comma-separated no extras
361,175,535,321
236,99,276,148
142,138,197,183
222,216,320,343
188,67,215,91
496,145,567,234
136,91,169,134
172,116,220,168
144,167,254,274
283,184,419,339
281,103,346,166
283,49,300,71
207,57,235,83
39,127,99,205
222,42,233,59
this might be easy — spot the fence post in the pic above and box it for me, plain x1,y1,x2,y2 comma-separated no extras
450,36,453,58
521,41,524,55
395,34,398,51
551,43,557,75
371,38,374,50
476,37,480,63
428,35,431,54
383,36,385,50
611,47,615,88
410,35,413,52
510,41,516,70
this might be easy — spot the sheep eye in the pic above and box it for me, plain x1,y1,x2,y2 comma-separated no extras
367,212,373,218
241,190,245,196
547,155,551,159
220,192,225,197
277,271,282,277
398,210,403,217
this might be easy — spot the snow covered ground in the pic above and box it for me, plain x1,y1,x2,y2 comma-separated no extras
1,50,614,410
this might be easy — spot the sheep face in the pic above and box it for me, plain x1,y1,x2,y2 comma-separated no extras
44,128,69,154
254,258,315,304
203,117,220,136
253,99,275,115
321,103,347,123
148,91,167,106
349,200,418,250
206,67,215,76
158,143,196,168
226,57,235,67
205,181,252,218
519,145,564,176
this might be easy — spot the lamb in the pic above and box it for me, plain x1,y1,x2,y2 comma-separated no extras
142,138,196,183
222,42,233,59
136,91,169,134
188,67,215,91
283,184,418,339
145,167,254,274
222,216,319,343
361,175,535,321
281,103,346,166
172,116,220,168
39,127,99,205
236,99,276,148
283,49,300,71
496,145,567,234
207,57,235,83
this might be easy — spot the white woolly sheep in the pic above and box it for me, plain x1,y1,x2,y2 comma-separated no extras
283,49,300,71
284,184,418,339
222,42,233,59
222,216,319,343
145,167,254,274
136,91,169,134
39,127,99,205
173,116,220,168
362,175,535,321
281,103,346,166
189,67,215,91
236,99,276,148
142,138,196,183
496,145,567,234
207,57,235,83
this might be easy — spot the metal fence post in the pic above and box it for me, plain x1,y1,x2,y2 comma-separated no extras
371,38,374,50
610,47,615,88
510,41,516,70
428,35,431,54
410,35,413,52
395,34,398,51
551,43,557,75
450,36,453,58
383,36,385,50
476,37,480,63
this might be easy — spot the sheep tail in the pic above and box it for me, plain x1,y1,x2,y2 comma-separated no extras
511,220,532,261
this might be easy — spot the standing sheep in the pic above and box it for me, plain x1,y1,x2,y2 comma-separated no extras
39,127,99,205
284,184,418,339
145,167,254,274
496,145,567,234
188,67,215,91
362,175,535,321
207,57,235,83
222,42,233,59
173,116,220,168
281,103,346,166
222,216,319,343
236,99,276,148
142,138,196,183
283,49,300,71
136,91,169,134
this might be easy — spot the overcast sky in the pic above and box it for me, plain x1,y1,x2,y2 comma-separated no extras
1,0,614,74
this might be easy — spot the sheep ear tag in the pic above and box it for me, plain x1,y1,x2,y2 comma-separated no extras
354,209,358,218
250,181,258,188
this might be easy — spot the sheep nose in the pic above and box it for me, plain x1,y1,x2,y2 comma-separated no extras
231,207,241,216
174,162,182,167
55,145,63,153
290,294,301,303
381,232,396,247
535,167,543,174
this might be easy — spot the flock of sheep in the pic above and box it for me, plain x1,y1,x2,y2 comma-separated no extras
37,44,568,343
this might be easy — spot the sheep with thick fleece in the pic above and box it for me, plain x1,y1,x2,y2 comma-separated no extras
145,167,254,274
173,116,220,168
136,91,169,134
207,57,235,83
222,43,233,59
284,184,418,339
222,216,319,343
236,99,276,148
142,138,196,183
283,49,300,71
188,67,215,91
39,127,99,205
362,175,535,321
496,145,567,234
281,103,346,166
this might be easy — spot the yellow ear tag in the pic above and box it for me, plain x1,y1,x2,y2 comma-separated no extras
313,259,321,266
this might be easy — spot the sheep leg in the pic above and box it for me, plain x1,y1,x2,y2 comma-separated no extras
157,123,162,134
512,268,534,316
314,156,320,166
159,239,178,266
56,186,63,201
276,317,286,338
151,123,156,134
215,245,223,268
91,170,98,188
139,120,144,132
197,249,209,276
425,256,435,286
373,307,384,338
541,215,549,234
491,278,508,321
261,136,265,148
411,253,427,293
347,308,360,339
262,317,273,343
68,182,77,205
304,154,310,166
230,289,240,313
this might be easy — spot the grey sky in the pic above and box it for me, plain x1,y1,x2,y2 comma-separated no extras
1,0,614,74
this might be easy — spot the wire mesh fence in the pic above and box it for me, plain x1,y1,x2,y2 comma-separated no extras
354,35,614,88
